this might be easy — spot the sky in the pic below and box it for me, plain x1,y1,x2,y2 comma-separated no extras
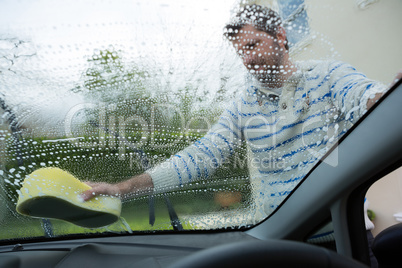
0,0,243,129
0,0,238,81
0,0,238,78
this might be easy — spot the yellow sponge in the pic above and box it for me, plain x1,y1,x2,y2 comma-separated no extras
16,167,122,228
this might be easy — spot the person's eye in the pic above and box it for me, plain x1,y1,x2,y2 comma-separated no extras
248,41,258,49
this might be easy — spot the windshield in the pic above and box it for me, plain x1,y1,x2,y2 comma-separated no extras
0,0,400,241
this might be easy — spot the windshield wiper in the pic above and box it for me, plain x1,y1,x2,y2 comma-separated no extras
89,120,183,231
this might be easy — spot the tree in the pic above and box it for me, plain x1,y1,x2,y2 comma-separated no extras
83,48,149,103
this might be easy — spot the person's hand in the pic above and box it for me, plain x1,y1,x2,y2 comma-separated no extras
390,69,402,88
367,70,402,110
80,173,154,201
81,182,121,201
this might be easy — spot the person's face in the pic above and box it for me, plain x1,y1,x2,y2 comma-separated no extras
231,24,287,81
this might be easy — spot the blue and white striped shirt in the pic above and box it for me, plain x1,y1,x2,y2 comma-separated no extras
147,60,385,217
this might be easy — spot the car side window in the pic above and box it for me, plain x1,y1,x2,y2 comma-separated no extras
366,166,402,237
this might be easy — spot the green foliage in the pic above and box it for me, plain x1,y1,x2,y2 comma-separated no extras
83,48,149,103
367,209,376,221
3,130,248,190
0,46,246,236
78,46,225,136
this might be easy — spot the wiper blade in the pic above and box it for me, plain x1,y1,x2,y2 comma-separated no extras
89,120,183,231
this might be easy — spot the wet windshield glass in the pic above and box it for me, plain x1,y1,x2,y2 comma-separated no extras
0,0,400,240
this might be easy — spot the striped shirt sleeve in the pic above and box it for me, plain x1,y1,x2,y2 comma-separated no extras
328,61,386,123
146,100,242,193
